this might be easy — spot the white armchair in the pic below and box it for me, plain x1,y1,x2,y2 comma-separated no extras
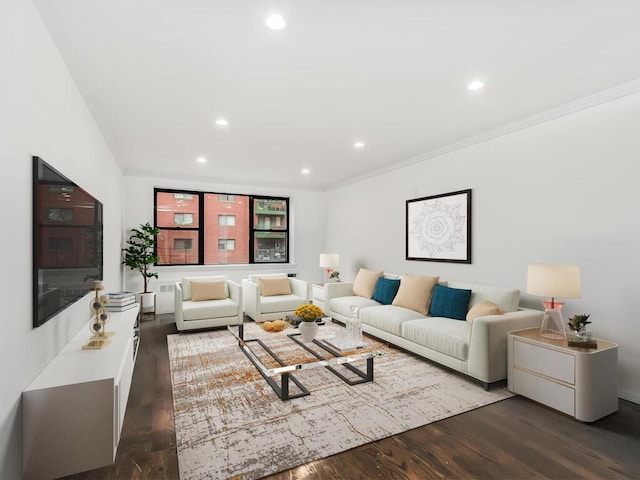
175,276,242,331
242,273,309,322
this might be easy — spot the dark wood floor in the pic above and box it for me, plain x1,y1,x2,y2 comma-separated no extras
63,314,640,480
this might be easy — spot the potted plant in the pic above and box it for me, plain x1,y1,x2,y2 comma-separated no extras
122,222,160,314
294,303,324,342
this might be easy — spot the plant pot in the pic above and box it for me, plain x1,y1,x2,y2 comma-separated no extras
299,321,319,342
136,292,156,313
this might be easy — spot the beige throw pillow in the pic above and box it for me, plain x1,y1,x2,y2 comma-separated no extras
190,280,228,302
392,274,439,315
466,300,504,324
259,277,292,296
352,268,384,299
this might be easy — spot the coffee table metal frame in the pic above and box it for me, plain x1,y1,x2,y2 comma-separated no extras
228,324,382,401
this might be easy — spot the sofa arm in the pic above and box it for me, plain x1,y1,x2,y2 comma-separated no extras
325,282,354,302
467,308,543,384
289,277,309,301
174,282,184,324
242,279,261,321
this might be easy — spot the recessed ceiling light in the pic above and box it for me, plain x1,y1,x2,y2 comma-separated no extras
301,168,310,175
467,80,485,91
265,13,286,30
215,118,229,127
196,157,207,164
353,141,365,149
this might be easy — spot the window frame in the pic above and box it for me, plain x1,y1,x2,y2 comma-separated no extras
154,188,289,266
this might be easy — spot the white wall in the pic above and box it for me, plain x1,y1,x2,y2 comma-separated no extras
123,175,326,310
0,1,124,478
326,92,640,403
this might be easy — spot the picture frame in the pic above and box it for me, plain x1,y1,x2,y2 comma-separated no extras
406,189,471,263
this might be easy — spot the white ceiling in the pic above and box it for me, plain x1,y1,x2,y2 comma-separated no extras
33,0,640,190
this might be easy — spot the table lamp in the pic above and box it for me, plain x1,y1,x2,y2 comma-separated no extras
527,264,581,339
319,253,339,283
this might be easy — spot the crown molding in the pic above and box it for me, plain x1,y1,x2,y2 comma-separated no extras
329,78,640,190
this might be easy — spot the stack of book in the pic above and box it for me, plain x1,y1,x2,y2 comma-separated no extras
105,292,137,312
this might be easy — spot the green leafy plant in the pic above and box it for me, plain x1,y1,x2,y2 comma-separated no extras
122,222,160,293
567,314,591,331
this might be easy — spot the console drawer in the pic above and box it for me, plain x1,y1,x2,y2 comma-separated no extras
514,340,575,384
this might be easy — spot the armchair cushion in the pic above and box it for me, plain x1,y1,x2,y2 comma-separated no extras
392,274,439,315
259,277,292,296
181,275,227,301
352,268,384,298
190,280,228,301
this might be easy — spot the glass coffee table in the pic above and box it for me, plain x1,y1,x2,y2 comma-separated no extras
228,323,383,401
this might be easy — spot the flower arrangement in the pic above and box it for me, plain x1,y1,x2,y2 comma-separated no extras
329,270,341,282
294,303,324,322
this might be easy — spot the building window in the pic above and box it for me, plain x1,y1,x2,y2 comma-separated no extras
174,213,194,226
174,238,193,250
218,215,236,226
47,208,74,223
218,239,235,250
154,188,288,265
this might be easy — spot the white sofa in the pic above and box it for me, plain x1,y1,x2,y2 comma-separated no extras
242,273,309,322
326,273,543,389
175,276,242,331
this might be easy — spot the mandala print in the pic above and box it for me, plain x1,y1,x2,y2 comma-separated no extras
410,199,466,256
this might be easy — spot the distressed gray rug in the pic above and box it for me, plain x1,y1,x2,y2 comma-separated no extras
167,322,511,480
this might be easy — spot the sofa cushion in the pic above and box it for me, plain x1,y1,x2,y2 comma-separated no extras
181,275,227,301
402,317,471,361
260,294,305,314
372,277,401,305
330,295,380,319
392,274,439,315
352,268,384,298
182,298,239,321
466,300,504,324
429,284,472,320
447,281,520,313
190,280,228,301
259,277,292,296
360,305,425,336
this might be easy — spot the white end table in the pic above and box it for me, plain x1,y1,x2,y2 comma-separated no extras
507,328,618,422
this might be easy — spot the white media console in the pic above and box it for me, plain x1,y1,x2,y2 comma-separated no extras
23,304,140,480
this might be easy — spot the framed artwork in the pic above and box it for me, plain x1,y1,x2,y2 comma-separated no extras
406,189,471,263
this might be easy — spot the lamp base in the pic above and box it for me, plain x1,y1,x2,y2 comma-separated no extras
540,307,567,340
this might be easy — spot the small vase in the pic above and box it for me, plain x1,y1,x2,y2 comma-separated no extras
299,320,319,342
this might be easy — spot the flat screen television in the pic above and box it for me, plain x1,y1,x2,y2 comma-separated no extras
33,156,103,328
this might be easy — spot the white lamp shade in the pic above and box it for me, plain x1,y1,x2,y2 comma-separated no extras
319,253,339,269
527,264,581,299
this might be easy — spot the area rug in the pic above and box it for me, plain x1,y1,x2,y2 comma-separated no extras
168,322,512,480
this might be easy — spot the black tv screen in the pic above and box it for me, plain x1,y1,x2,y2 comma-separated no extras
33,156,103,327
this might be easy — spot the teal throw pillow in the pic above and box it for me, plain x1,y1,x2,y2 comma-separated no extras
429,284,472,320
372,277,401,305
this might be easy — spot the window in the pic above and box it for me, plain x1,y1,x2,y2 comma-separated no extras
154,188,288,265
218,239,235,250
174,238,193,250
218,215,236,226
174,213,194,226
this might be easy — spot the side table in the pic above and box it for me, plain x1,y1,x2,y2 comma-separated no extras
507,328,618,422
312,283,326,314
